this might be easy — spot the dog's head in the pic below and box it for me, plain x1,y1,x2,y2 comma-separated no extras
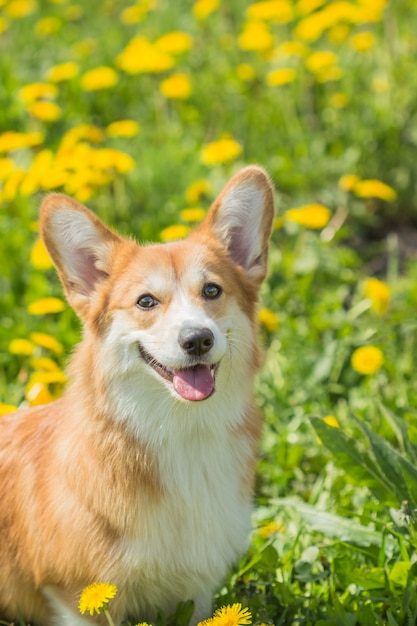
40,166,274,414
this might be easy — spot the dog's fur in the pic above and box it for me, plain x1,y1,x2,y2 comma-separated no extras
0,166,274,626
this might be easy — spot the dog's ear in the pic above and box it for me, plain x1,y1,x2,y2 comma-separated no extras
203,166,275,283
40,193,122,318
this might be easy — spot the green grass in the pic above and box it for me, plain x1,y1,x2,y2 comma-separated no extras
2,0,417,624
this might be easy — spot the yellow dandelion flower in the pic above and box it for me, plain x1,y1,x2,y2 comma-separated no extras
236,63,256,82
338,174,360,192
258,308,279,332
201,137,242,166
0,17,9,34
30,332,64,354
180,207,206,222
27,101,62,122
46,62,79,83
116,36,174,74
35,16,62,35
284,204,331,229
273,41,309,58
258,520,285,538
351,346,384,376
193,0,219,20
266,67,297,86
72,37,96,58
3,169,25,200
362,277,391,315
323,415,340,428
0,403,18,416
30,356,61,371
247,0,294,24
305,50,338,72
213,603,252,625
294,13,327,42
326,23,350,44
354,179,397,201
315,65,343,83
65,5,83,20
120,1,152,24
30,370,67,385
30,238,53,270
238,21,274,52
350,31,375,52
9,338,35,356
160,224,190,242
198,619,216,626
106,120,140,138
0,157,14,180
185,179,211,203
4,0,36,18
0,131,44,153
27,297,66,315
92,149,135,173
296,0,326,15
79,582,118,616
19,82,58,105
155,31,193,55
81,66,118,91
26,380,54,406
160,73,192,99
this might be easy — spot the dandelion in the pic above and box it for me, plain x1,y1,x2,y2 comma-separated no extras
106,120,140,138
201,137,242,166
27,297,66,315
323,415,340,428
0,131,44,152
338,174,360,192
30,356,61,371
350,31,374,52
81,67,118,91
193,0,220,20
258,308,279,332
351,346,384,375
0,17,9,34
296,0,326,15
26,381,54,406
160,224,190,242
284,204,331,229
120,2,152,24
247,0,294,24
354,179,397,202
160,73,192,99
266,68,297,86
362,277,391,315
180,208,206,222
79,582,118,617
116,36,174,74
4,0,36,19
330,92,348,108
0,157,14,180
9,338,35,356
273,41,308,58
258,520,285,538
212,603,252,625
35,17,62,35
238,21,274,52
30,332,64,354
305,50,338,72
0,403,18,416
185,179,211,203
155,31,193,55
30,238,53,270
19,82,58,104
46,62,79,83
27,101,62,122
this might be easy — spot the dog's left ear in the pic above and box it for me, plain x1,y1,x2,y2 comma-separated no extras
203,165,275,283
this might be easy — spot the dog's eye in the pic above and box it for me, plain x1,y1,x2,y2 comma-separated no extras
202,283,222,299
136,294,159,309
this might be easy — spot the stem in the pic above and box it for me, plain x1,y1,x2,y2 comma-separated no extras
104,609,116,626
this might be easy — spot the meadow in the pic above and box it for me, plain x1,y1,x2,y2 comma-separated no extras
1,0,417,624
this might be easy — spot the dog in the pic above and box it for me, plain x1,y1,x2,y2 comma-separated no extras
0,165,274,626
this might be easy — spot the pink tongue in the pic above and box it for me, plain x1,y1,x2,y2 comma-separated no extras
173,365,214,401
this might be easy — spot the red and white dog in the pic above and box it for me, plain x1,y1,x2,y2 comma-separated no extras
0,166,274,625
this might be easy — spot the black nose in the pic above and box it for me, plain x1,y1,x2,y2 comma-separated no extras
178,327,214,356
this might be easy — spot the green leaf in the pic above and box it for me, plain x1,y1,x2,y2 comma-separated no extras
272,497,384,547
310,417,396,503
389,561,412,588
351,567,385,590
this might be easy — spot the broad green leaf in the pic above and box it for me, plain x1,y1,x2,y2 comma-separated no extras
273,497,384,547
389,561,411,588
310,417,396,504
351,567,385,590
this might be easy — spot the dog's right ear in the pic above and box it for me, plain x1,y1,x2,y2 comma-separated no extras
40,193,122,319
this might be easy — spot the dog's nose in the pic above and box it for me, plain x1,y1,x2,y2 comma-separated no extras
178,327,214,356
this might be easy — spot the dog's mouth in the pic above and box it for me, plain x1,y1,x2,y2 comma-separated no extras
138,344,218,401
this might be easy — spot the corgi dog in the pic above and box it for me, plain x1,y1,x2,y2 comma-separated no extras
0,166,274,626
